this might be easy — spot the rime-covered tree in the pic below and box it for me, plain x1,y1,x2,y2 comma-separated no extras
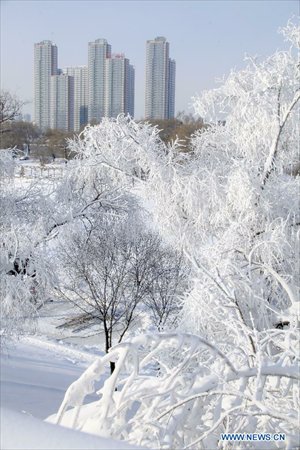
0,151,50,338
55,21,300,449
56,216,187,363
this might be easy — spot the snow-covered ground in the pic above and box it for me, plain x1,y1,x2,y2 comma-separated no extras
1,336,99,419
1,335,141,449
1,408,141,450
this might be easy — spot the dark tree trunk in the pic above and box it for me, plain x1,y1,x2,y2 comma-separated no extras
103,322,115,375
110,361,116,374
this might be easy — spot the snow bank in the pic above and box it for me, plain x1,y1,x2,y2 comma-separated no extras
1,408,142,450
0,337,102,418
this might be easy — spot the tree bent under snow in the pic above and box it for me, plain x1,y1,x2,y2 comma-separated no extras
54,331,299,449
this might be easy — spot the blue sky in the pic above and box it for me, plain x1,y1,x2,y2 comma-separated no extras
1,0,299,119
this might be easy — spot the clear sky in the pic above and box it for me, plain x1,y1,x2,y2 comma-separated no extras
1,0,299,120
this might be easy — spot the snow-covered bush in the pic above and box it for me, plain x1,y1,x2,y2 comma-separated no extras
54,331,299,449
0,151,44,338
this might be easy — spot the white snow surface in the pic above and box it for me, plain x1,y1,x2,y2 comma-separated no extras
1,336,98,419
1,408,141,449
1,336,143,449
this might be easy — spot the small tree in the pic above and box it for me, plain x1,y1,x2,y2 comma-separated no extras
57,218,186,371
0,91,25,127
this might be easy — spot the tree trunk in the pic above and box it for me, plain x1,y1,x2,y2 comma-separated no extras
104,322,115,374
110,361,116,374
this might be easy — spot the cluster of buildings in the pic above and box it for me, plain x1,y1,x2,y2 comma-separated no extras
34,36,176,132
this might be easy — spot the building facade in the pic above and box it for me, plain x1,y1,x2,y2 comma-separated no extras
65,66,88,132
145,36,175,120
88,38,111,123
126,64,135,118
34,40,58,129
168,59,176,119
104,54,135,118
50,74,74,132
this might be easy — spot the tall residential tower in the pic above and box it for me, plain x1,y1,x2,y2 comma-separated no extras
88,38,111,123
168,59,176,119
104,54,135,118
50,74,74,132
65,66,88,131
34,40,58,129
145,36,175,120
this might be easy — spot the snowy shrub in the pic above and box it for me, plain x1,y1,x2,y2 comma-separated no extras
0,151,40,338
54,331,299,449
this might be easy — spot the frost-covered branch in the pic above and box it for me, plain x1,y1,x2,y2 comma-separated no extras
53,329,299,449
262,89,300,185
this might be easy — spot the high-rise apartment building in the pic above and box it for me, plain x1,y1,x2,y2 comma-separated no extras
34,40,58,129
168,59,176,119
50,74,74,132
35,38,135,130
104,54,135,118
65,66,88,132
127,64,135,118
145,36,175,120
88,38,111,123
